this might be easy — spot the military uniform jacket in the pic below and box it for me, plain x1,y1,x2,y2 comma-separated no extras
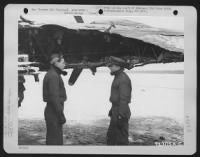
109,70,132,120
43,66,67,115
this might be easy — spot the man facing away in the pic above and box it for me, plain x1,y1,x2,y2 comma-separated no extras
107,56,132,145
43,53,67,145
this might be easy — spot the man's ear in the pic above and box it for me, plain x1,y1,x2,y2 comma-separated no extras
53,61,58,67
116,65,121,70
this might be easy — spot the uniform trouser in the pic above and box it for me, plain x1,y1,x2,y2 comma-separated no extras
107,111,129,145
44,105,63,145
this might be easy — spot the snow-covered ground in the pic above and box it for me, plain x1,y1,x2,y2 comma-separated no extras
18,62,184,124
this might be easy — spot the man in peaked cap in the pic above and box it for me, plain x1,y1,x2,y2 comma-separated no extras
43,53,67,145
106,56,132,145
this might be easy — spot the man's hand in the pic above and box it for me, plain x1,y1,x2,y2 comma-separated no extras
118,115,122,120
59,113,66,125
117,114,127,128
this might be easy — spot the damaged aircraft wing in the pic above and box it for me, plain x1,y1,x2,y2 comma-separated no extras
18,16,184,106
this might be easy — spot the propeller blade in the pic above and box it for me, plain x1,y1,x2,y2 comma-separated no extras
68,68,83,85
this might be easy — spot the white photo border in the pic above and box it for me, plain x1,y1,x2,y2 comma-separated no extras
4,4,197,155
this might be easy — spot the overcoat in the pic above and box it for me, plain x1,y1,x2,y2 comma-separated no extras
107,69,132,145
43,66,67,145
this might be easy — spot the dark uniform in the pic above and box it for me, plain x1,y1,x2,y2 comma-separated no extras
107,69,132,145
43,66,67,145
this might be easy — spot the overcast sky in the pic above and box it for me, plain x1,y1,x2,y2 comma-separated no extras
23,14,184,32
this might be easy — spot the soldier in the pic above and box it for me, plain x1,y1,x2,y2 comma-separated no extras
18,75,25,107
106,56,132,145
43,53,67,145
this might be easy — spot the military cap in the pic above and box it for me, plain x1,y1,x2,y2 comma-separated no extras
50,53,63,64
107,56,128,68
